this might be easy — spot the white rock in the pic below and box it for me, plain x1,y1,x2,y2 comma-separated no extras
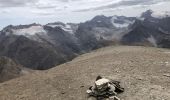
95,78,110,86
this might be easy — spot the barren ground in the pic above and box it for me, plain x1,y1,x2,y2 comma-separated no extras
0,46,170,100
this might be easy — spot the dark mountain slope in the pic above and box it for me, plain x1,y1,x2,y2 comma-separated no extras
122,10,170,47
0,24,82,70
0,56,23,82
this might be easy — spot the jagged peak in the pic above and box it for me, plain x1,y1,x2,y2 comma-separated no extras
1,23,46,36
91,15,112,22
46,21,66,27
1,23,42,32
140,9,170,19
141,9,153,18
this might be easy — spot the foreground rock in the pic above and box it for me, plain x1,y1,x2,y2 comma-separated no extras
0,46,170,100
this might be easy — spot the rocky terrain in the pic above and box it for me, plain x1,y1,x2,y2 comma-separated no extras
0,23,82,70
0,46,170,100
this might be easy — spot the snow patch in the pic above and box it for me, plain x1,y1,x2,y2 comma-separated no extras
158,27,170,35
97,21,102,23
111,16,134,28
147,35,157,47
47,24,63,28
113,23,130,28
137,17,145,21
63,24,74,34
47,24,74,34
12,25,47,36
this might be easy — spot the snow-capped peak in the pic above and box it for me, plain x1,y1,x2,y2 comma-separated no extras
111,16,135,28
11,25,47,36
141,10,170,19
46,22,65,28
47,22,74,34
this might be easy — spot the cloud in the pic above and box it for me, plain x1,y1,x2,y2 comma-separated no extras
0,0,38,7
32,11,55,16
74,0,170,12
0,9,10,14
0,0,170,29
57,0,69,2
34,1,57,9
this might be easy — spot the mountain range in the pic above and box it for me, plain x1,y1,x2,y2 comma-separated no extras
0,10,170,70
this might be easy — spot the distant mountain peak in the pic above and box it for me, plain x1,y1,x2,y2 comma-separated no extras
141,9,153,18
46,22,65,27
46,22,75,34
111,16,135,28
141,10,170,19
91,15,112,22
2,24,46,37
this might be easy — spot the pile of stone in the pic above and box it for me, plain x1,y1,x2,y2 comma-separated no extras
87,76,124,100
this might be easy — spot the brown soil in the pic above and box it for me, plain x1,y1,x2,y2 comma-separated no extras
0,46,170,100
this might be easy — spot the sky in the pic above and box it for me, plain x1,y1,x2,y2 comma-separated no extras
0,0,170,29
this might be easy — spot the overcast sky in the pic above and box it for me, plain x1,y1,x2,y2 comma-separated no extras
0,0,170,29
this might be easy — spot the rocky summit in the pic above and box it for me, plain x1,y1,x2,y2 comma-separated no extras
0,46,170,100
